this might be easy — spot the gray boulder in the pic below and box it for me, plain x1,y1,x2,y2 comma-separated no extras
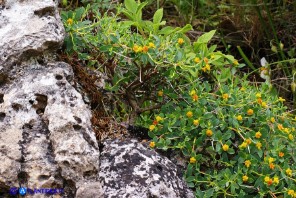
99,139,194,198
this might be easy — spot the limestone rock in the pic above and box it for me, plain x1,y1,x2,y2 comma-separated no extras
0,0,65,69
0,0,102,197
99,139,194,198
0,62,102,197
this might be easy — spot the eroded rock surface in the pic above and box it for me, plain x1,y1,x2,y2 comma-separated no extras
99,139,194,198
0,0,102,197
0,62,102,197
0,0,64,69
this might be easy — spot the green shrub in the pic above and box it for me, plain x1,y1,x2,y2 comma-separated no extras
142,79,296,197
61,0,238,122
61,0,296,197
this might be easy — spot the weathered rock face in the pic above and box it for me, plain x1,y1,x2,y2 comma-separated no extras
0,0,194,197
0,0,102,197
99,139,195,198
0,0,64,69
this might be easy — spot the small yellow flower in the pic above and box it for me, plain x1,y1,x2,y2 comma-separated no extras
222,93,229,100
205,64,211,71
286,168,292,176
190,157,196,164
244,160,251,168
257,97,262,104
237,115,243,121
240,87,246,91
268,157,275,164
211,54,215,59
142,46,149,53
261,102,268,108
256,142,262,149
204,57,209,63
264,176,270,183
278,152,284,158
270,117,275,123
206,129,213,137
289,134,294,140
240,142,248,149
194,57,200,63
192,94,198,101
269,163,275,170
256,93,262,98
149,125,155,131
133,45,141,53
158,90,163,97
247,109,254,116
138,46,143,52
278,124,284,131
222,144,229,151
148,42,155,48
186,111,193,118
155,116,163,122
242,175,248,182
149,141,156,148
193,119,199,126
288,189,295,196
278,97,286,102
273,176,279,185
245,138,252,145
178,38,184,45
67,18,73,25
233,59,239,66
255,131,262,139
284,128,290,133
190,90,196,96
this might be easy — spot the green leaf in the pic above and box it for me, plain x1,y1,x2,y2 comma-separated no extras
175,24,193,34
204,189,214,198
136,2,148,14
159,26,175,36
74,7,85,20
197,30,216,43
124,0,138,14
120,21,135,28
153,8,163,24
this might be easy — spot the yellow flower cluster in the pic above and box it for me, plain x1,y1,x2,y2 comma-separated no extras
244,160,251,168
158,90,163,97
186,111,193,118
242,175,248,182
178,38,184,45
288,189,296,197
222,93,229,100
133,42,155,53
206,129,213,137
255,131,262,139
190,157,196,164
193,119,199,126
286,168,292,177
201,64,211,72
149,141,155,148
222,144,229,151
67,18,73,25
247,109,254,116
237,115,243,121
